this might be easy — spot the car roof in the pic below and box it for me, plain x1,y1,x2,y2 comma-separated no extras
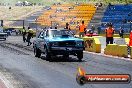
46,29,68,31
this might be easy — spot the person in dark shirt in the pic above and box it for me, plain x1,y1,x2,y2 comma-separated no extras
65,23,70,30
27,27,33,46
55,26,57,29
119,27,124,38
22,27,26,42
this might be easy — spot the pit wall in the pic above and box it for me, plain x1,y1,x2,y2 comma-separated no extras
104,44,128,58
82,36,132,58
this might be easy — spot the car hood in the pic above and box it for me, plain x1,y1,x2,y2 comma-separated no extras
48,37,83,42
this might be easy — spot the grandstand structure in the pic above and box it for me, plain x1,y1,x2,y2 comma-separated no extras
37,3,97,29
101,4,132,33
0,0,131,33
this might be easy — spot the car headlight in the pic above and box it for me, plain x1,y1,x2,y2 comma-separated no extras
52,42,59,46
76,41,83,46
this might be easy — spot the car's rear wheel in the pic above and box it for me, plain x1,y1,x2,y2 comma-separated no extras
44,46,51,61
34,47,41,58
77,51,83,61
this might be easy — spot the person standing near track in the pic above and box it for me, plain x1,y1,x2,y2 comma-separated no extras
22,27,26,42
128,30,132,54
79,21,86,37
105,24,115,45
129,30,132,46
65,22,70,30
119,27,124,38
27,27,33,46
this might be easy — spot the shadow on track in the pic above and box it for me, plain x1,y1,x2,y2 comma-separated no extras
40,55,86,62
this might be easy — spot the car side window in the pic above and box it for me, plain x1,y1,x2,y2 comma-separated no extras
38,32,44,39
43,30,47,37
46,30,49,37
43,30,49,37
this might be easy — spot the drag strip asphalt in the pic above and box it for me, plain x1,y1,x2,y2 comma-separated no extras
0,41,132,88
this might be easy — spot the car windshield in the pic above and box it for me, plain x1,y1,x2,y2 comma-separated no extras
49,30,73,37
0,27,3,33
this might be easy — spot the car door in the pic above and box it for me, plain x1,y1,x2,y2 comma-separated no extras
38,30,49,52
37,31,45,52
41,30,49,52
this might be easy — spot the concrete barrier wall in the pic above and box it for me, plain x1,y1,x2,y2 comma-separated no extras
81,36,129,58
82,37,101,53
125,38,129,45
104,44,128,58
130,46,132,59
104,44,118,55
118,45,128,57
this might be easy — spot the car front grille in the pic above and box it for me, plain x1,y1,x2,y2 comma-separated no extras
59,41,76,47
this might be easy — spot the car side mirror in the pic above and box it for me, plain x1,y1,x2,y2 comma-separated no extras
40,36,44,39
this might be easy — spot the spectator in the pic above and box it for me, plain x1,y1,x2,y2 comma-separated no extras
27,27,33,46
91,25,95,32
38,3,41,6
9,7,11,9
65,23,70,30
105,24,115,45
97,26,101,34
99,3,103,7
129,30,132,46
119,27,124,38
75,2,79,6
61,17,66,21
108,3,112,10
55,26,57,29
22,27,26,42
49,15,52,19
108,3,115,10
88,25,95,37
33,3,36,6
49,27,52,29
79,21,86,37
89,29,94,37
128,30,132,54
95,3,98,9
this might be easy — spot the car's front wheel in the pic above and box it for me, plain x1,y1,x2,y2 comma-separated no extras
44,46,51,61
4,38,6,41
34,47,41,58
77,51,83,61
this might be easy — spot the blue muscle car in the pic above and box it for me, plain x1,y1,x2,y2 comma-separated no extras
33,29,84,61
